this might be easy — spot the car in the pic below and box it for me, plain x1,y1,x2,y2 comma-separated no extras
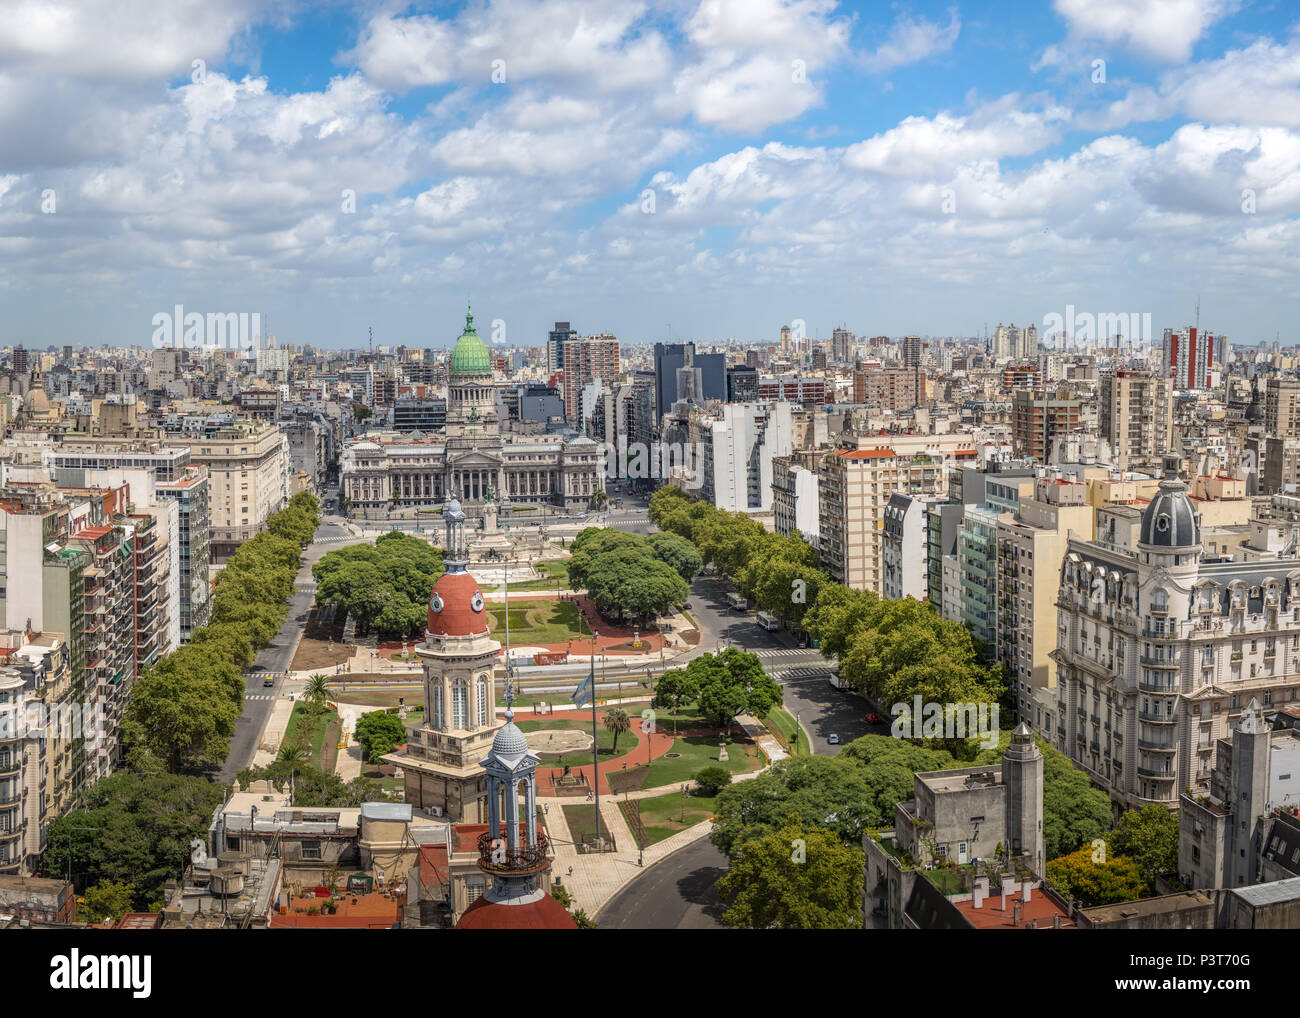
865,712,882,724
263,676,274,687
827,733,840,745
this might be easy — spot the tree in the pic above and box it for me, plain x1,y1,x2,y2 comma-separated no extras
711,755,877,858
691,649,783,730
1109,804,1179,885
602,708,631,756
647,532,703,582
694,765,732,796
313,532,445,638
80,880,136,924
716,818,863,929
653,667,699,734
1046,845,1147,907
354,711,408,761
122,657,241,772
43,771,226,907
305,674,331,701
1039,739,1114,860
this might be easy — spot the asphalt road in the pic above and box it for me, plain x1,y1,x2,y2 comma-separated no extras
215,511,349,783
597,837,730,929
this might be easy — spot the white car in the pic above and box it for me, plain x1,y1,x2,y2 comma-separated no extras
827,733,840,745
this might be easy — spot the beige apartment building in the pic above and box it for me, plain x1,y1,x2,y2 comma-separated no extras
818,434,979,593
174,423,289,561
996,477,1095,736
1265,377,1300,439
1099,370,1174,473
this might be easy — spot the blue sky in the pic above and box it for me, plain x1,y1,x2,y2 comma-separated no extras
1,0,1298,350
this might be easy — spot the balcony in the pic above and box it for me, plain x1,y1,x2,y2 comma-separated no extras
1138,711,1177,724
1140,654,1179,669
1138,767,1176,780
1138,675,1177,694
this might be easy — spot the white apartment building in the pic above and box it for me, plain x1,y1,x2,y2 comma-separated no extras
882,492,943,600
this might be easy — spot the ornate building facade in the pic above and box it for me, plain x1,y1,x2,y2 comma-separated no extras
1052,474,1300,814
341,307,602,515
385,499,502,821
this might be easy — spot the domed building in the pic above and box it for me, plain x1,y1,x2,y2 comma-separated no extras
384,496,503,822
1053,466,1300,815
340,304,602,517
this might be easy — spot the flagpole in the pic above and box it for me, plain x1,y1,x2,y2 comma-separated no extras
591,630,600,846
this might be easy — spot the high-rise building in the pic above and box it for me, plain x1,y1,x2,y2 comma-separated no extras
546,322,578,375
1012,389,1083,464
653,342,725,424
562,334,619,426
853,366,926,411
1265,377,1300,439
832,328,853,363
1162,326,1221,391
1099,370,1175,472
157,467,211,643
901,336,923,369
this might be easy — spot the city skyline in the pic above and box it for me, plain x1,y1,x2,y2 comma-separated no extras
1,1,1299,348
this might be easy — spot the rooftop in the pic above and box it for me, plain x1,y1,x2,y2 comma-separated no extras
952,887,1074,930
1080,890,1216,924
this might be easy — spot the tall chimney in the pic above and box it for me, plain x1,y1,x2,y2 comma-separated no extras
1023,881,1033,902
1013,902,1022,925
973,887,983,909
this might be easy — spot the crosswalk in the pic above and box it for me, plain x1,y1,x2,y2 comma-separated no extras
776,666,833,679
754,647,822,659
314,535,356,545
244,693,273,701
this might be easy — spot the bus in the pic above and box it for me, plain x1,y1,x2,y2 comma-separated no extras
756,611,780,632
726,592,747,611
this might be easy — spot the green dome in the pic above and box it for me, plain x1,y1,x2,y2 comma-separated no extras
449,305,492,376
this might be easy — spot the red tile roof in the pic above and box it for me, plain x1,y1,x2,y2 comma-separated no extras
952,889,1074,930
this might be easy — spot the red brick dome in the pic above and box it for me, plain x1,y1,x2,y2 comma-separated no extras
427,570,489,638
456,891,578,930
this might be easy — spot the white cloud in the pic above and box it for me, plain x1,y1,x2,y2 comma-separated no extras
1052,0,1236,63
860,7,961,73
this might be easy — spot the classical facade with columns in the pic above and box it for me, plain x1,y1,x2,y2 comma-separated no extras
341,306,602,516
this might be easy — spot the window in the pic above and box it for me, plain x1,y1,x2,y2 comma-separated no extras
476,675,488,727
452,680,468,730
302,840,322,860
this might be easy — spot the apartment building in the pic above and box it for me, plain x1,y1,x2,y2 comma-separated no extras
1011,389,1083,464
1265,377,1300,439
174,423,288,561
1179,705,1300,891
1099,370,1174,473
157,467,211,642
996,478,1096,731
1162,326,1221,391
562,334,620,426
1052,476,1300,814
882,492,944,600
772,451,821,543
674,402,797,513
853,367,926,412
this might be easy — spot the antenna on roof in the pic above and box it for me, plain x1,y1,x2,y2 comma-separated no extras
368,326,373,355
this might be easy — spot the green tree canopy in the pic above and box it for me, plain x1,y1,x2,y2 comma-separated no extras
354,711,408,761
686,649,783,729
1108,803,1179,884
1046,845,1147,908
716,817,864,929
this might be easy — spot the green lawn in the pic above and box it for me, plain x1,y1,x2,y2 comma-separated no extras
514,717,640,768
497,689,654,708
765,706,805,754
562,804,619,851
486,599,590,644
334,689,423,710
638,732,759,790
507,560,571,591
284,702,338,761
620,790,717,846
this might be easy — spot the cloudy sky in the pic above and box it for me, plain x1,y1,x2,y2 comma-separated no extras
1,0,1298,350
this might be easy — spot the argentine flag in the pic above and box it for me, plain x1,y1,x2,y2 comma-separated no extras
570,665,595,709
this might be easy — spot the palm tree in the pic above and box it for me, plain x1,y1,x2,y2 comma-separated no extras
603,708,631,757
306,674,330,701
276,745,309,765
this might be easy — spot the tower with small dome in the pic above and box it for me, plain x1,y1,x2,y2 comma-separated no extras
383,489,503,822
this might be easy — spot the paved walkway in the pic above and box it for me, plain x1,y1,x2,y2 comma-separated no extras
543,762,771,916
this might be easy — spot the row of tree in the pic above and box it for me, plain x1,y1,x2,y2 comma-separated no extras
654,649,783,730
649,486,1004,759
566,528,697,625
122,491,321,772
312,530,445,639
